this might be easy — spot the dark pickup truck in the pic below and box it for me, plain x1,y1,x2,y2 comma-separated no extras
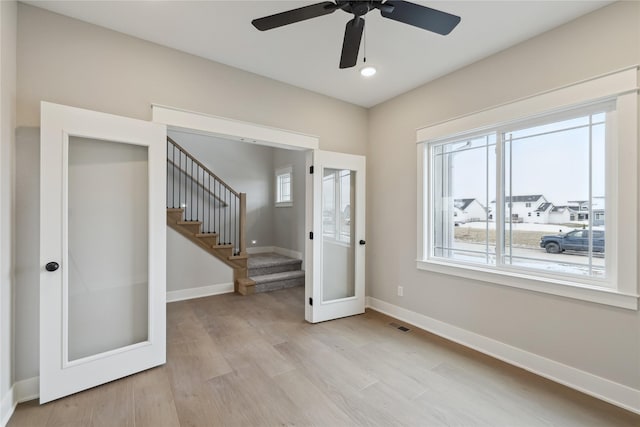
540,229,605,254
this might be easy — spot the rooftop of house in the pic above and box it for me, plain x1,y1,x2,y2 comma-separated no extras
536,202,553,212
454,198,477,211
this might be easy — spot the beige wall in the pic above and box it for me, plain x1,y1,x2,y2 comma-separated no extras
367,1,640,389
0,0,17,415
16,4,368,155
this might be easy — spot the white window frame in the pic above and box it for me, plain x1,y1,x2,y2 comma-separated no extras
275,166,293,207
416,67,639,310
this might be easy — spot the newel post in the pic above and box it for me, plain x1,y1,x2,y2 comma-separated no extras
239,193,247,256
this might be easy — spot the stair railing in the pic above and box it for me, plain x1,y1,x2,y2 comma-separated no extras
167,137,246,256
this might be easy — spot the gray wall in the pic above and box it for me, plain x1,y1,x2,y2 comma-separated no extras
273,148,307,257
0,0,17,410
13,3,366,382
367,1,640,389
170,130,277,248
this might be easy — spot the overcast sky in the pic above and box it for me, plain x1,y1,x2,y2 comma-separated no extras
449,116,605,207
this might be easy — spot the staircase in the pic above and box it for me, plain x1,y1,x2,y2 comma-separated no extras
166,137,256,295
248,253,305,293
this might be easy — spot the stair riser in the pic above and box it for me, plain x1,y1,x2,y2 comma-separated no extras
249,261,302,277
254,277,304,293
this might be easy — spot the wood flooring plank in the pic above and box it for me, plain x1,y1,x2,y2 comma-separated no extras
85,378,135,427
8,287,640,427
206,361,312,426
5,399,52,427
271,368,357,426
132,367,181,427
42,388,95,427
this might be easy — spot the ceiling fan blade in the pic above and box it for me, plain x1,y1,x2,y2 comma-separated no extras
380,1,461,35
339,17,364,69
252,2,338,31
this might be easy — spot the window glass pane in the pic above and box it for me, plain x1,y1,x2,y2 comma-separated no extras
276,170,292,203
432,134,496,264
322,168,355,301
502,112,606,278
68,136,149,361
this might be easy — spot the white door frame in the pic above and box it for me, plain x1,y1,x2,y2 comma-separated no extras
151,104,329,319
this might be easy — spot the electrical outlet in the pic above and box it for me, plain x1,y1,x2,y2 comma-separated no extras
397,286,403,297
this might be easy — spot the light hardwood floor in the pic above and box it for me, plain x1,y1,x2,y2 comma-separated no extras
8,286,640,426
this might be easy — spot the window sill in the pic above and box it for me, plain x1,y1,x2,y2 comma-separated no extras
416,259,638,310
275,202,292,208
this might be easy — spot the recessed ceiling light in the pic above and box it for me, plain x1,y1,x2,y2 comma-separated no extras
360,66,377,77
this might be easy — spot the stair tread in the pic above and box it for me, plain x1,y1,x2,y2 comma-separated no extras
195,233,218,237
251,270,305,283
166,208,184,212
177,220,202,225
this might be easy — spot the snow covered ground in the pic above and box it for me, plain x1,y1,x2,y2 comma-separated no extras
458,221,602,233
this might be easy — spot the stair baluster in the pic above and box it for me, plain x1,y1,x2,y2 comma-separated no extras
166,137,253,294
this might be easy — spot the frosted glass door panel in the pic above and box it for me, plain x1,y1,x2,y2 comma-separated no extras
68,136,149,361
321,168,355,302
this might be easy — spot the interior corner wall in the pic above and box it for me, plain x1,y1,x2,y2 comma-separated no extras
272,149,307,259
367,0,640,390
14,3,367,384
0,0,17,421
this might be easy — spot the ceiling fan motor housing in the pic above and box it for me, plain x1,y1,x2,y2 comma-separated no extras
335,1,393,17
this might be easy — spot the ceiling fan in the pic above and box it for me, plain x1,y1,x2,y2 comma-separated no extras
252,1,461,69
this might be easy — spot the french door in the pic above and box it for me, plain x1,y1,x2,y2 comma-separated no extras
306,150,366,323
39,102,166,403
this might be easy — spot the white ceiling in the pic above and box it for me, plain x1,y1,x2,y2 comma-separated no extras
24,0,612,107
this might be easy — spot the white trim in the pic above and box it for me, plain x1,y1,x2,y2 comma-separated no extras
152,104,319,151
0,387,13,427
417,260,638,310
1,377,39,427
365,297,640,415
166,282,233,303
416,66,639,143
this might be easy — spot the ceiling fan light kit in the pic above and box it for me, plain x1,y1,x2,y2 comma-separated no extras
360,66,377,77
252,1,461,70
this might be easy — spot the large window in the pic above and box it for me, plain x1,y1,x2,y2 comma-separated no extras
431,106,608,280
417,68,638,309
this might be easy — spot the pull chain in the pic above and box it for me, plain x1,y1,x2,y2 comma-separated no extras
363,17,367,64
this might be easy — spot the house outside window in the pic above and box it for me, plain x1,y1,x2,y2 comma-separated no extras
275,166,292,207
417,67,638,309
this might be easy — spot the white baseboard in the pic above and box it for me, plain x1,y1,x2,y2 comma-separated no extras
246,246,276,254
166,282,233,303
247,246,303,260
1,377,39,427
365,296,640,415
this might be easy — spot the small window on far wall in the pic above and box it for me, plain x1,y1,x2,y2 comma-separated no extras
275,166,292,207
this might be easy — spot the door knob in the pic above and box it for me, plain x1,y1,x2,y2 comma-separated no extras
359,240,366,245
45,262,59,272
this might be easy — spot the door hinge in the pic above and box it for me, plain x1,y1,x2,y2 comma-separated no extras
309,165,314,174
309,231,314,240
309,297,313,306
